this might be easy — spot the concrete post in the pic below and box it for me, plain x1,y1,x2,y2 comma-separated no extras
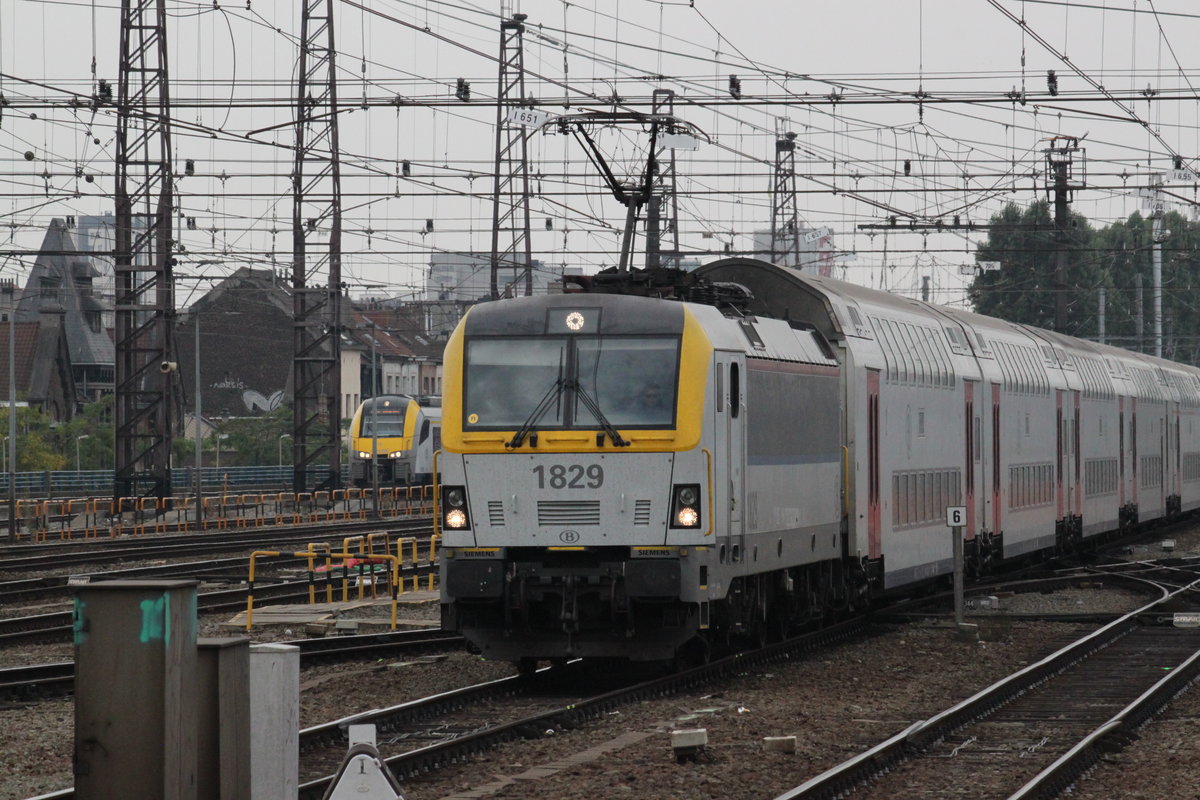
73,580,199,800
198,637,251,800
249,643,299,800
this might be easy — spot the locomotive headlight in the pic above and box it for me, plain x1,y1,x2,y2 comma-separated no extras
670,483,701,529
388,450,405,459
356,451,371,459
441,485,471,531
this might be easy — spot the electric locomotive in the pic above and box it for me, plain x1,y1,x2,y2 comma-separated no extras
438,258,1200,669
349,395,439,486
437,273,845,666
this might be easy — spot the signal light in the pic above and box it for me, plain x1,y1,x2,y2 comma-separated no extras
1047,70,1058,96
455,78,471,102
728,74,742,99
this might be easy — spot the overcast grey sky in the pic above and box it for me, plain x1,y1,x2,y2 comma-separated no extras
2,0,1198,306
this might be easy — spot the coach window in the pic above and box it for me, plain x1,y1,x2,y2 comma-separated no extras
730,363,740,419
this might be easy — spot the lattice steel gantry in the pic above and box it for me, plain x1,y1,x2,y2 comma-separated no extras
113,0,176,501
292,0,343,493
489,12,534,299
770,127,802,268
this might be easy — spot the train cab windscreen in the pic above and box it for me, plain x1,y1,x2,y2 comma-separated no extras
360,399,409,437
464,336,679,430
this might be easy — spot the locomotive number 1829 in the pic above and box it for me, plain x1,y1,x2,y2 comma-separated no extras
532,464,604,489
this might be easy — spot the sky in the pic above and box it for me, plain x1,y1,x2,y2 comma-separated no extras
2,0,1199,309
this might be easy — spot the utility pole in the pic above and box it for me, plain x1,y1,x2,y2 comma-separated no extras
1135,272,1145,353
292,0,343,494
1044,136,1084,334
193,312,202,530
1097,287,1106,345
489,11,533,299
3,279,14,543
770,124,802,269
368,322,379,519
645,89,680,270
921,276,930,303
1148,174,1168,359
114,0,176,502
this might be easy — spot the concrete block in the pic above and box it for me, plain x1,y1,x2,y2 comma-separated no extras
249,644,299,800
763,736,797,754
671,728,707,750
671,728,708,762
1162,539,1176,552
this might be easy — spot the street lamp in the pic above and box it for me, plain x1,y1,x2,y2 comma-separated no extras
278,433,291,469
214,433,229,473
75,434,90,472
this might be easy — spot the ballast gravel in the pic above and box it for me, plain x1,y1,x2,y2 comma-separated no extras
0,582,1162,800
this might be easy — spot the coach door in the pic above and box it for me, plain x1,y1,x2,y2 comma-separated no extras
715,353,746,563
867,370,881,559
991,383,1001,535
964,380,978,539
1056,390,1081,521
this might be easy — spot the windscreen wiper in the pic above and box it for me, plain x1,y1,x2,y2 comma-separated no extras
567,379,629,447
507,378,564,449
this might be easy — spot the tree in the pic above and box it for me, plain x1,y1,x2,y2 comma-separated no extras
13,406,66,471
968,201,1101,338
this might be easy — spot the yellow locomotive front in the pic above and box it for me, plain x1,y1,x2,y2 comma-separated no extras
437,293,716,666
349,395,421,486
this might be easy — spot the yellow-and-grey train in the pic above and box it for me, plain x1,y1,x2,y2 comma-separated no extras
349,394,440,487
437,258,1200,669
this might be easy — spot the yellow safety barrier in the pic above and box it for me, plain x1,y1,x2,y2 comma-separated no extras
245,550,281,630
245,546,402,632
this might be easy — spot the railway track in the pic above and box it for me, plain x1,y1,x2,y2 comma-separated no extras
0,562,440,646
0,516,433,577
775,576,1200,800
0,628,464,702
14,568,1185,800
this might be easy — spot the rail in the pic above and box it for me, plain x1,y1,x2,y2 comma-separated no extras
0,464,347,499
1,484,435,542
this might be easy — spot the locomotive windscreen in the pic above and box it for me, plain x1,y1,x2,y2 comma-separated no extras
360,398,409,437
463,335,680,430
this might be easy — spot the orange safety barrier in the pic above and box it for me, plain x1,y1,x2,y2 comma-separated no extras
112,497,136,536
356,488,371,520
232,494,247,529
61,499,85,540
85,497,112,538
294,492,311,524
169,497,192,532
203,496,227,530
16,499,40,542
310,490,329,522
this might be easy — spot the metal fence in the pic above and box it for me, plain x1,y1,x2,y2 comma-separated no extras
0,465,349,498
